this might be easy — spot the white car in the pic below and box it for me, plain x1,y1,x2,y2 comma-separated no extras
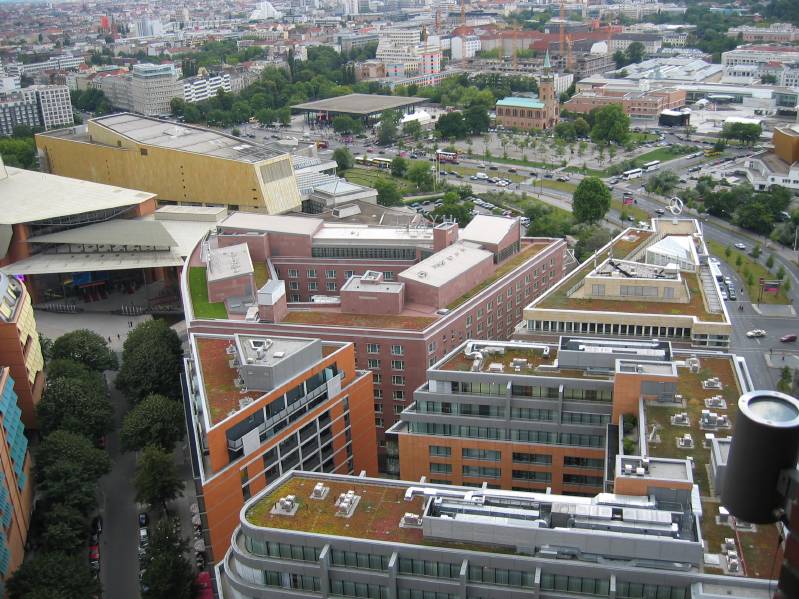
734,243,746,250
746,329,767,338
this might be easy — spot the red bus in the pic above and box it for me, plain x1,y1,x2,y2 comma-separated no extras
436,150,458,163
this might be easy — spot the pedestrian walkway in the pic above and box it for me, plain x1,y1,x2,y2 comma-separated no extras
34,311,152,352
752,304,797,317
764,352,799,369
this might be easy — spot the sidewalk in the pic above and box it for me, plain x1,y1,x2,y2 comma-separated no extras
34,311,152,352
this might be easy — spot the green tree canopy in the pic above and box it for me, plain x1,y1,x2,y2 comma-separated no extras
644,170,679,196
406,162,435,191
377,110,399,145
572,177,611,224
116,320,183,402
391,156,408,178
51,329,117,371
374,179,403,207
463,105,490,135
525,203,574,237
121,394,185,453
431,200,474,227
7,552,101,599
140,519,194,599
135,446,185,510
403,119,422,139
589,104,630,145
41,503,88,553
435,112,468,139
332,147,354,170
37,376,113,441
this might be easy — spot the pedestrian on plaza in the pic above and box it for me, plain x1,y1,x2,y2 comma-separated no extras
783,355,786,362
770,348,773,355
107,336,111,343
117,333,121,340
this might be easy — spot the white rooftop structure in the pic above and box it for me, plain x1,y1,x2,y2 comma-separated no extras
399,241,492,287
313,224,433,245
0,161,155,225
645,235,699,271
460,214,519,246
206,243,254,282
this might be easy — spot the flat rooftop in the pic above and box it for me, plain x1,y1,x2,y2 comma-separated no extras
291,93,426,116
400,242,492,287
235,334,316,370
496,96,545,109
460,214,519,246
91,113,286,163
313,223,434,245
341,273,404,294
245,473,695,550
206,243,253,282
0,164,155,225
221,212,323,236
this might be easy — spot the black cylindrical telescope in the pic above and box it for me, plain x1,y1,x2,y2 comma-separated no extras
722,391,799,524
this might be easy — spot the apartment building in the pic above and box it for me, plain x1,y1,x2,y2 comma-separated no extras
519,218,732,349
94,63,183,116
0,367,32,587
183,72,231,104
451,35,480,61
0,85,72,136
183,331,376,562
218,470,773,598
564,86,686,118
726,23,799,43
608,33,663,55
16,54,84,76
182,214,569,472
36,113,302,214
0,273,44,428
32,85,73,130
377,28,442,79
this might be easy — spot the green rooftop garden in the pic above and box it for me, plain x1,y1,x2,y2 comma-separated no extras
188,267,228,319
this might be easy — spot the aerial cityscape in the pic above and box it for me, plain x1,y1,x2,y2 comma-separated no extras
0,0,798,597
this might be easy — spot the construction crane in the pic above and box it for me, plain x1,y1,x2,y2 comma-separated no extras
460,0,465,26
566,34,574,71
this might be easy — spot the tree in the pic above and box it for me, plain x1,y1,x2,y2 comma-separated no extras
625,41,645,64
135,446,185,510
116,320,183,402
735,254,743,267
613,49,627,69
37,377,113,441
574,225,612,261
431,200,474,227
574,117,590,138
751,243,762,259
332,147,354,170
777,265,786,280
231,127,241,137
589,104,630,145
554,122,577,142
403,120,422,140
332,115,359,134
41,503,87,553
121,394,185,453
7,552,101,599
374,179,403,207
377,110,399,146
51,329,117,371
463,105,490,135
34,431,111,514
140,519,194,599
406,162,435,191
572,177,611,224
435,112,467,139
645,170,680,195
39,333,53,362
391,156,408,178
766,254,775,269
525,204,574,238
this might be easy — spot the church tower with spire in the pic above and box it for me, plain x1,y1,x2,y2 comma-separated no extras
538,49,560,129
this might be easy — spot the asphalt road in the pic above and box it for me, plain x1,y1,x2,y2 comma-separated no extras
99,371,141,599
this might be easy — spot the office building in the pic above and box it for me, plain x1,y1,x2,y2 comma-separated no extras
519,218,732,349
183,331,376,562
721,44,799,67
564,85,686,118
726,23,799,43
608,33,663,55
0,273,44,428
94,63,183,116
744,124,799,193
336,32,380,54
0,367,32,587
0,85,73,136
218,469,774,598
36,113,302,214
376,29,442,79
16,54,84,76
181,213,569,472
183,72,231,104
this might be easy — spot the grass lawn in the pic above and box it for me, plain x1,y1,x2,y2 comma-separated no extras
253,262,269,289
188,267,228,319
612,199,650,222
707,240,790,305
342,167,413,194
634,146,693,164
537,179,577,193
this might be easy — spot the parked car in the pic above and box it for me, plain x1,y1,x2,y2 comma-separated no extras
139,527,150,547
138,512,149,528
781,334,797,343
91,516,103,535
746,329,767,338
489,166,499,171
89,543,100,569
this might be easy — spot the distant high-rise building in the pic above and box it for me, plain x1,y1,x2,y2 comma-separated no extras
183,72,231,104
94,63,182,116
32,85,72,131
0,85,72,138
135,17,164,37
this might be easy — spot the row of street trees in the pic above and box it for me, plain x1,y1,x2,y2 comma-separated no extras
8,330,118,598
